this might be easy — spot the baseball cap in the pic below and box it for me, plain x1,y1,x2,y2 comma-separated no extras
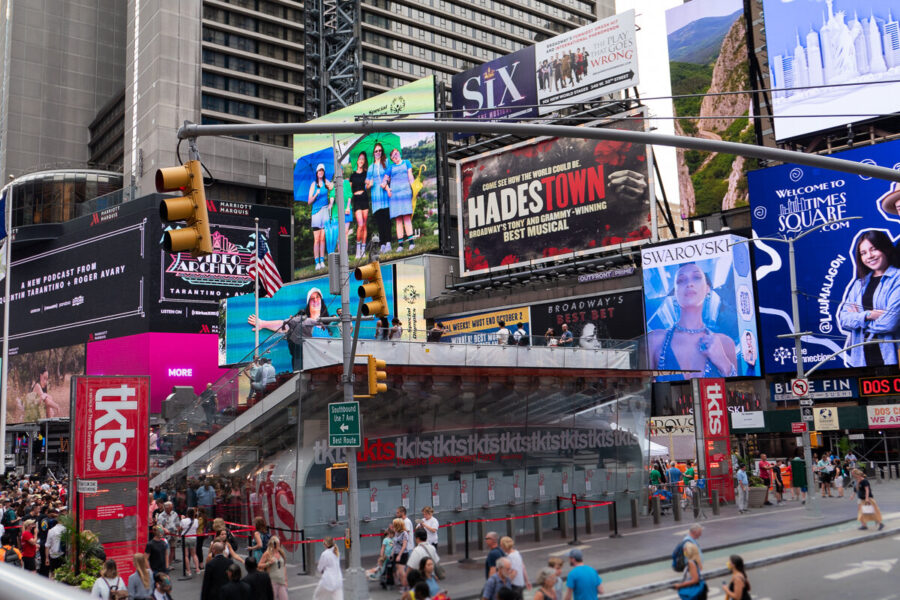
568,549,583,561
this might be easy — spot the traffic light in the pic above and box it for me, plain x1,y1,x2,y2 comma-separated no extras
809,431,821,447
367,355,387,395
355,261,388,317
157,159,212,257
326,463,349,491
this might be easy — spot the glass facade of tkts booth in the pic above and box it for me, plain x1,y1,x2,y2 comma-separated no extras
157,367,651,558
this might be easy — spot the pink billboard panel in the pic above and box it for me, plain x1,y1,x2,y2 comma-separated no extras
87,333,229,413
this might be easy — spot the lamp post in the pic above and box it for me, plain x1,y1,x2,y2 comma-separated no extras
737,216,861,514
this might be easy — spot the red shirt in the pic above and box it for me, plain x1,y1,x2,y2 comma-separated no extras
21,531,37,558
759,460,772,480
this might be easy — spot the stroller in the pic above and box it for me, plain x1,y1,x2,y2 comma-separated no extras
650,488,673,516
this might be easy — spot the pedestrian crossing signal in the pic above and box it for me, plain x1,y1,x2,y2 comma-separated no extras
809,431,822,447
326,463,349,491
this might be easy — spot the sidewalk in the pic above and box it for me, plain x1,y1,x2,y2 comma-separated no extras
170,481,900,599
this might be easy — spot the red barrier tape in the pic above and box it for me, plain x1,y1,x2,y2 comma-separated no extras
218,500,613,546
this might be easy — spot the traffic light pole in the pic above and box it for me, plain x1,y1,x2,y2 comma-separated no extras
333,135,367,600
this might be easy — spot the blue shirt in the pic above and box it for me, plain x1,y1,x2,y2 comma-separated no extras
196,485,215,507
482,573,513,600
736,469,749,487
838,265,900,366
485,547,504,579
309,183,330,214
667,467,683,484
566,564,601,600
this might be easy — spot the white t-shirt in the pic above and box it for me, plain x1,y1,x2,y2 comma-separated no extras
90,575,126,600
496,327,510,344
403,517,414,537
180,517,198,537
47,523,66,558
507,549,526,587
422,516,439,545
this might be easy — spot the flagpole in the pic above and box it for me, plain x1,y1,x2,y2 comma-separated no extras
254,217,259,359
0,180,13,476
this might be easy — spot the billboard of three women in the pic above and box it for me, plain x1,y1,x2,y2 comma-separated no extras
750,138,900,373
293,77,439,278
641,234,761,381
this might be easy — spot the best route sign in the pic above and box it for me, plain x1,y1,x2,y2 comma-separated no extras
329,402,361,447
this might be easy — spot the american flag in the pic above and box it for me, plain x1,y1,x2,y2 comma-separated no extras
248,233,283,297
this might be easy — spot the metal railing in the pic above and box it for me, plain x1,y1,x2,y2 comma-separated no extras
0,563,90,599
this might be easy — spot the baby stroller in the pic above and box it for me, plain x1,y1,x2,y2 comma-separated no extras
378,554,396,589
651,488,673,516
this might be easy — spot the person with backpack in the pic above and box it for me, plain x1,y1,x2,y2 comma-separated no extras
0,533,23,568
672,542,706,599
672,525,703,574
90,559,128,600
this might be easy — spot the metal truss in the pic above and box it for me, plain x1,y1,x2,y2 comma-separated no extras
304,0,362,119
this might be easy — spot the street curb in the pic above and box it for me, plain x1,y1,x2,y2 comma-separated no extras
600,524,899,600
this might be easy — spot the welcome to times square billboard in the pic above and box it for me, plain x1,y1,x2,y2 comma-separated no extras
750,138,900,373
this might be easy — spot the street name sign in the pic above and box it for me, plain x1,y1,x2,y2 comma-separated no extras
329,401,361,447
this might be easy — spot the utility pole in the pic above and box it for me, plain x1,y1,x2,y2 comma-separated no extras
740,216,859,515
333,135,367,600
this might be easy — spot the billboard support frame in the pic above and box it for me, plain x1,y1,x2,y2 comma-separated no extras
180,120,900,184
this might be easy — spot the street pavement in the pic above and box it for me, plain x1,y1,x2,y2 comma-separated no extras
167,481,900,599
632,533,900,599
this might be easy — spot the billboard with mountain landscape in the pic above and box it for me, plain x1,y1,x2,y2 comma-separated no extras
666,0,755,218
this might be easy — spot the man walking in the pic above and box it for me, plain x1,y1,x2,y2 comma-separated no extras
196,477,216,516
758,453,774,505
484,531,504,578
156,501,180,566
201,542,234,600
790,451,808,505
564,549,603,600
736,464,749,513
482,557,515,600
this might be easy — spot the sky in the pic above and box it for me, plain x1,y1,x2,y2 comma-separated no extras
664,0,743,36
616,0,684,218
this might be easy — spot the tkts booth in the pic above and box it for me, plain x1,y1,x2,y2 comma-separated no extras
70,377,150,579
696,378,734,502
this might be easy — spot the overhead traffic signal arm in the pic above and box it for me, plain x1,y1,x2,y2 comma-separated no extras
157,159,212,257
355,261,388,317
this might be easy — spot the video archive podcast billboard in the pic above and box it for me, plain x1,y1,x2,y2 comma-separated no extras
763,0,900,140
292,77,439,275
642,234,761,381
456,111,653,276
665,0,755,217
451,9,638,127
750,138,900,373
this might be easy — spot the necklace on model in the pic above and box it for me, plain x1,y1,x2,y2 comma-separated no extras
673,324,708,335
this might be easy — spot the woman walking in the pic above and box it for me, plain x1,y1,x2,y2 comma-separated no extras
127,553,154,600
391,517,411,590
180,508,201,576
314,537,344,600
672,543,706,599
500,536,530,595
90,559,127,600
249,516,270,562
533,567,559,600
721,554,751,599
259,536,289,600
853,468,884,531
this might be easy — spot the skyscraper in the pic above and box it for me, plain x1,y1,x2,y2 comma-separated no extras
1,0,614,215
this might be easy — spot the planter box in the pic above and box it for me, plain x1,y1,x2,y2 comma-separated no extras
748,486,767,508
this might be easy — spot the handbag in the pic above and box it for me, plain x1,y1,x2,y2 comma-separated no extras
861,502,876,515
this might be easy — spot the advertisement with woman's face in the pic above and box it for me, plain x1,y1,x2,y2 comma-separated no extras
641,234,760,381
749,139,900,373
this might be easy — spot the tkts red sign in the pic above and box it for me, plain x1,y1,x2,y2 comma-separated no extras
73,377,149,479
699,378,728,439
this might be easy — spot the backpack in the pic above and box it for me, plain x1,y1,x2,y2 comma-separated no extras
2,546,22,567
672,539,688,572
